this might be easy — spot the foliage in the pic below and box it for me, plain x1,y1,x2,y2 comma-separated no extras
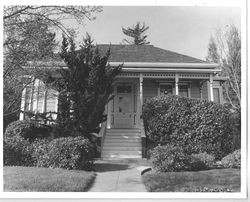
122,22,150,45
4,120,51,141
206,25,241,109
187,187,232,192
221,149,241,169
44,35,122,138
191,152,215,169
3,136,34,166
142,95,234,159
228,108,241,150
3,5,102,130
3,20,57,130
32,136,95,170
150,145,192,172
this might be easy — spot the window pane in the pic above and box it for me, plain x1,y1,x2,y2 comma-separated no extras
24,85,32,111
213,88,220,103
117,86,132,93
160,85,173,96
118,95,130,113
179,85,188,97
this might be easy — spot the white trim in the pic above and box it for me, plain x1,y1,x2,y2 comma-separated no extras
23,66,221,74
108,62,218,69
23,62,219,69
122,68,221,73
42,89,48,113
209,74,214,102
19,88,27,120
175,74,179,95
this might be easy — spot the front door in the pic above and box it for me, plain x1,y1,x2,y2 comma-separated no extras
114,85,133,128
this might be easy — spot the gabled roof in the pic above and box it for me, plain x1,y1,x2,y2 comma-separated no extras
97,44,206,63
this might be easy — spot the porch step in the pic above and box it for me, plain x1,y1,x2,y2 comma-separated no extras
101,154,142,159
104,142,141,147
101,128,142,159
103,146,141,151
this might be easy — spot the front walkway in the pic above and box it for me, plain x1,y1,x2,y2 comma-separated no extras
88,159,150,192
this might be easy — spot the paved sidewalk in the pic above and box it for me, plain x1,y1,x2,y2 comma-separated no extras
88,159,150,192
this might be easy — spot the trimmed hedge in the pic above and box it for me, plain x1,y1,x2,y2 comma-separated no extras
4,136,34,166
142,95,234,159
4,120,51,141
32,136,95,170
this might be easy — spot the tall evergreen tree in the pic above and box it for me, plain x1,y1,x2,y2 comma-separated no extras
48,35,122,139
122,22,150,45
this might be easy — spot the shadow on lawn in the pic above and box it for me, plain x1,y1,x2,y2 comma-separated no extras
93,163,130,172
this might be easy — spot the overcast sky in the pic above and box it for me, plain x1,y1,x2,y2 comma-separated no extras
70,6,241,61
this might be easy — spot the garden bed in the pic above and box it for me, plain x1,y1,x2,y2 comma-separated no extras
142,168,240,192
4,166,96,192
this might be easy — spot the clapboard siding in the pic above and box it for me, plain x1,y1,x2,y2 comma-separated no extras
202,82,208,100
46,89,57,112
190,82,201,98
143,79,158,101
20,79,58,120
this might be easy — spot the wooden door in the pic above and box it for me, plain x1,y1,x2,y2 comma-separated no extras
115,85,133,128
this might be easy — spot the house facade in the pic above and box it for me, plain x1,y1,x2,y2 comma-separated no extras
20,45,226,159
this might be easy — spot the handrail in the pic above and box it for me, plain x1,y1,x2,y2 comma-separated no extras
140,119,146,137
99,121,107,153
140,119,147,158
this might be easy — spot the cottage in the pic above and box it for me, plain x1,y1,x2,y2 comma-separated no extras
20,44,226,159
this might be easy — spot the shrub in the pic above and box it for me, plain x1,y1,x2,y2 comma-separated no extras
4,136,34,166
188,187,232,192
142,95,234,159
150,145,191,172
32,136,95,170
4,120,51,141
191,152,215,169
221,149,241,169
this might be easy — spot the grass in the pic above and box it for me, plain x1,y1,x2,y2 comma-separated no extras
4,166,96,192
142,168,241,192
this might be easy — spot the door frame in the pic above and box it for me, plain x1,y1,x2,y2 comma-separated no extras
114,84,133,128
107,81,139,129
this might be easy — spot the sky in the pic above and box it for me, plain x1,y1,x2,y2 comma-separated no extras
67,6,240,61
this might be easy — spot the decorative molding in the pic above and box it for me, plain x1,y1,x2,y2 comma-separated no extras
116,72,140,78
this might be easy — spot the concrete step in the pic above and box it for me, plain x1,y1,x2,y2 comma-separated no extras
104,136,141,142
105,135,141,140
101,155,142,159
102,146,141,151
101,154,142,159
106,129,140,133
102,128,142,159
106,133,141,137
102,150,142,156
104,142,141,147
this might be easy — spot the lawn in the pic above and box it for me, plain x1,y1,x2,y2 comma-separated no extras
4,166,96,192
142,168,241,192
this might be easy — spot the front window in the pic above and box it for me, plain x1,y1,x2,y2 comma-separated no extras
159,84,173,96
179,84,189,97
213,88,220,103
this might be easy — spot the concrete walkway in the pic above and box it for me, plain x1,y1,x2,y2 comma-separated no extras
88,159,150,192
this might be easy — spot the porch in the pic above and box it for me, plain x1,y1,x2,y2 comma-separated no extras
99,71,224,159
